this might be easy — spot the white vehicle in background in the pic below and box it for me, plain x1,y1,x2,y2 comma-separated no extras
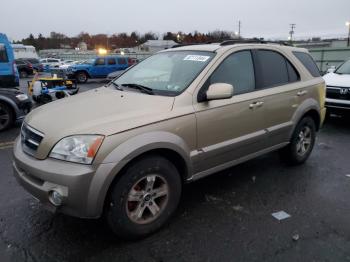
323,59,350,116
59,60,78,69
40,58,63,70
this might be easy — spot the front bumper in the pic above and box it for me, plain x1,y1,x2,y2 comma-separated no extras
325,98,350,111
12,138,115,218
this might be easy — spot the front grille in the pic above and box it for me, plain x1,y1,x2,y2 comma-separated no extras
326,86,350,100
21,123,44,156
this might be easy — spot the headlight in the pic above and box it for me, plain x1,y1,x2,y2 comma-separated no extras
16,94,29,101
49,135,104,164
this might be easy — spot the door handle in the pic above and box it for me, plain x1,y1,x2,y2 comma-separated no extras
297,90,307,96
249,101,264,109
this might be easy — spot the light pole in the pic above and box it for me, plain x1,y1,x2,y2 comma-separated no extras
346,21,350,47
177,33,181,43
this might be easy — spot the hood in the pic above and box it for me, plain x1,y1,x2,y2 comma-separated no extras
25,87,175,140
323,72,350,88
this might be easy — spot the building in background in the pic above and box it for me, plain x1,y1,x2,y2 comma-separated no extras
139,40,177,53
77,42,88,51
11,44,38,59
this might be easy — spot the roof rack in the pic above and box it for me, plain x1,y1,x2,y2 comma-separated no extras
171,39,293,49
220,38,266,46
171,43,203,48
220,38,293,47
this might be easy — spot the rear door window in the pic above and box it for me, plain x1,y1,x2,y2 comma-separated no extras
0,45,9,62
108,58,116,65
255,50,289,89
293,51,321,77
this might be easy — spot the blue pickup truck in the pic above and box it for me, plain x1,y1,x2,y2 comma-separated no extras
67,56,135,83
0,33,19,87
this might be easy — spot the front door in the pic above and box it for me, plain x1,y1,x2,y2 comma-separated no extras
193,50,268,173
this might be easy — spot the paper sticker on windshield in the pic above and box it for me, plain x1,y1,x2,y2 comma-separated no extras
184,55,210,62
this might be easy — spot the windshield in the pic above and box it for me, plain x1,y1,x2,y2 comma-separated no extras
335,60,350,74
113,51,214,96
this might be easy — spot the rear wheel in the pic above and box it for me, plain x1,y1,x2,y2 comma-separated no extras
106,155,182,239
76,72,88,83
280,116,316,165
0,102,14,131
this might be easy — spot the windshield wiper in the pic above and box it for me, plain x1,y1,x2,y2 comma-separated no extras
109,81,124,91
121,83,154,95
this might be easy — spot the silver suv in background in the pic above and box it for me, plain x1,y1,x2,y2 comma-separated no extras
13,41,326,239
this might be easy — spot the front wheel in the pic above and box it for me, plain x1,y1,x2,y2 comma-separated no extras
106,155,182,239
280,116,316,165
76,72,88,83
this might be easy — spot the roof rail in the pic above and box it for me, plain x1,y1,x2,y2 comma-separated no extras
220,38,293,47
220,38,266,46
171,43,203,48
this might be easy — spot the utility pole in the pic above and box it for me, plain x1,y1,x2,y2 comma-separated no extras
238,20,241,38
346,21,350,47
289,24,296,42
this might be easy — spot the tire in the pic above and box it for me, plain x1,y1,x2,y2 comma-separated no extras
0,102,14,131
19,70,28,78
280,116,316,165
76,72,88,83
106,155,182,239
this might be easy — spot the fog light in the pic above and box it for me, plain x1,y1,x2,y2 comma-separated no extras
49,190,63,206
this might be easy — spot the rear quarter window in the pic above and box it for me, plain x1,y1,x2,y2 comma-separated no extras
0,45,9,62
293,51,321,77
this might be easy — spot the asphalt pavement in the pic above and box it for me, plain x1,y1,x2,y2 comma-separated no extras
1,78,350,262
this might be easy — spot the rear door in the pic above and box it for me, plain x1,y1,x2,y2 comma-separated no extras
106,57,118,74
117,57,128,71
193,50,267,173
252,49,303,147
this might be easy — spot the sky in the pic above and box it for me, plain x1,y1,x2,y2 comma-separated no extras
1,0,350,41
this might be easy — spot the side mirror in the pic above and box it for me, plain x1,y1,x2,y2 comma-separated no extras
206,83,234,101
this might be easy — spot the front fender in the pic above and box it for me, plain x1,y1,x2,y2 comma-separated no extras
86,131,192,217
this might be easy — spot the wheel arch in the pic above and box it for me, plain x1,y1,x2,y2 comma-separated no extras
87,131,193,217
75,70,90,78
289,98,321,140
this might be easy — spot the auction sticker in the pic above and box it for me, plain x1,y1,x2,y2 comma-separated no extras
184,55,210,62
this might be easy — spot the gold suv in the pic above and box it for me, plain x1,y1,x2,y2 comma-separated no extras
13,41,326,239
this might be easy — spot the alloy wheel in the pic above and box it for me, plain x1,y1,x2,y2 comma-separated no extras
296,126,312,156
126,175,169,225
